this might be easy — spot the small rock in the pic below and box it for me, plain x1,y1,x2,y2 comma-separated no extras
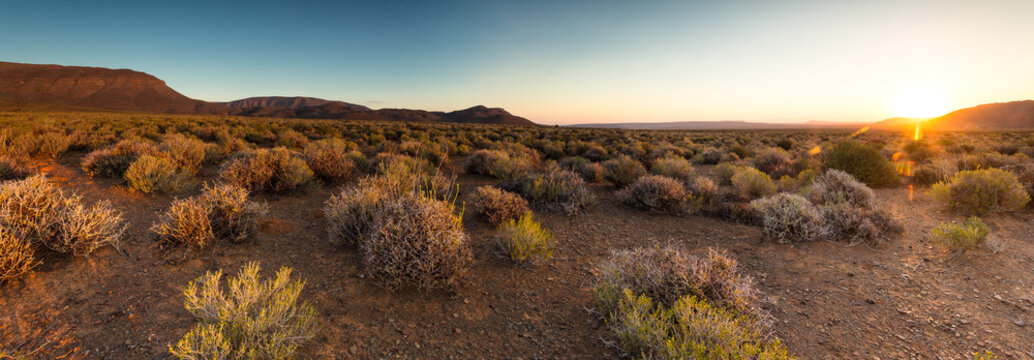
866,298,876,305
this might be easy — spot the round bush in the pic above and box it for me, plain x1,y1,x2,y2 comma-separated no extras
518,166,596,215
649,156,694,182
751,147,792,176
303,138,356,183
823,140,899,187
932,168,1030,216
730,167,776,200
496,212,554,265
618,175,698,214
805,169,875,209
219,148,314,194
125,155,195,194
603,155,647,188
470,186,530,225
750,193,826,243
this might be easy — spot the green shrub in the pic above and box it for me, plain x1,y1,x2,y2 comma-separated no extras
750,193,826,243
219,148,314,194
518,166,596,215
0,176,125,256
650,156,694,182
0,227,37,283
929,217,990,255
730,167,776,200
602,155,647,188
170,263,317,360
496,212,554,265
711,162,744,185
153,184,267,248
618,175,701,215
302,138,356,184
932,168,1029,216
470,186,530,225
125,155,196,194
823,140,899,187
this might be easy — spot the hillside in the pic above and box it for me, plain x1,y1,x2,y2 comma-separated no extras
0,61,535,125
873,100,1034,130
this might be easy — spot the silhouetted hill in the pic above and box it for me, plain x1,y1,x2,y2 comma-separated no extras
571,120,864,130
0,61,229,114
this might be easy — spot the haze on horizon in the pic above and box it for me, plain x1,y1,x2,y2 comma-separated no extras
2,0,1032,125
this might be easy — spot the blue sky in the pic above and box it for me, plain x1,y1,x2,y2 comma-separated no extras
2,0,1033,124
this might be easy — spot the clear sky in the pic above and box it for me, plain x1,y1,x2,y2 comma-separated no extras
2,0,1032,124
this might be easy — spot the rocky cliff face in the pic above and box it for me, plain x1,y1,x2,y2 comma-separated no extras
0,61,228,114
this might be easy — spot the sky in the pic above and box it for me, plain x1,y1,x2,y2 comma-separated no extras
2,0,1032,125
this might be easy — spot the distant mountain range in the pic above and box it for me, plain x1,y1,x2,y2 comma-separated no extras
871,100,1034,130
570,120,867,130
0,61,534,125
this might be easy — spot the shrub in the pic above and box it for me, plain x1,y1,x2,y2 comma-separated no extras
302,138,356,184
488,156,537,185
0,156,29,181
805,169,875,209
602,155,647,188
558,156,604,183
496,212,554,264
158,134,207,174
751,147,792,176
518,167,596,215
362,193,472,290
0,176,125,256
170,263,317,360
593,247,762,320
750,193,826,243
0,228,37,283
125,155,196,194
464,149,508,175
650,156,694,182
608,291,789,360
692,147,725,165
153,184,266,248
932,168,1030,216
711,162,744,185
324,172,416,247
730,167,776,200
929,217,990,256
818,202,899,243
618,175,700,215
81,140,155,178
470,186,530,225
219,148,314,194
823,140,899,187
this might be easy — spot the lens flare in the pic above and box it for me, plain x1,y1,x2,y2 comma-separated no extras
808,146,821,156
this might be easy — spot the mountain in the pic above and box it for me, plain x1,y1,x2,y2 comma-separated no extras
570,120,865,130
0,61,534,125
0,61,229,114
888,100,1034,130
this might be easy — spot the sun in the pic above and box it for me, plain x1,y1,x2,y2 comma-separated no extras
891,85,950,119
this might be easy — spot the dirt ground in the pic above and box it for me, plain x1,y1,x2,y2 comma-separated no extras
1,154,1033,359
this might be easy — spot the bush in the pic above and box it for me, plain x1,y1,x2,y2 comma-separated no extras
153,184,266,248
362,193,472,290
823,140,899,187
496,212,554,265
929,217,990,255
751,147,792,176
750,193,826,243
0,176,125,256
470,186,530,225
464,149,508,175
158,134,207,174
650,156,694,182
602,155,647,188
324,171,418,247
170,263,317,360
932,168,1030,216
559,156,604,183
302,138,356,184
711,162,744,185
0,227,37,283
518,166,596,215
692,147,725,165
618,175,700,215
36,132,71,159
805,169,875,209
125,155,196,194
81,140,155,178
219,148,314,194
730,167,776,200
0,156,29,181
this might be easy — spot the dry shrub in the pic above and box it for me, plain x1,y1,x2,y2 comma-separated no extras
711,162,745,185
153,184,267,248
125,155,196,194
0,176,124,256
496,212,553,265
750,193,826,243
323,176,400,246
219,148,314,194
805,169,875,209
559,156,604,182
650,155,695,182
730,166,776,200
0,228,37,283
170,262,317,360
470,186,530,225
302,138,356,184
618,175,701,215
464,149,508,175
362,193,472,290
158,134,207,174
518,166,596,215
81,139,155,178
0,156,30,181
602,155,647,188
751,147,792,176
932,168,1029,216
36,132,71,159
